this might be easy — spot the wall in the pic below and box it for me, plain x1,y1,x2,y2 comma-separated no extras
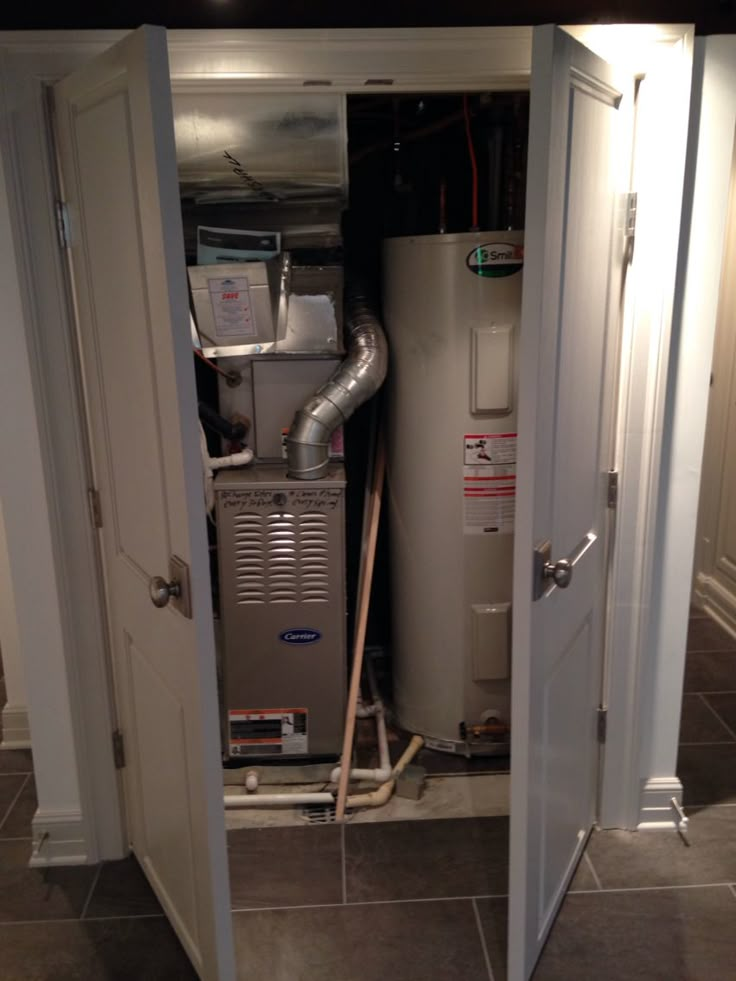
0,502,30,748
0,144,85,858
692,144,736,637
637,35,736,823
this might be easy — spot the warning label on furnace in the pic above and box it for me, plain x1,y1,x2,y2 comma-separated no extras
463,433,517,535
228,708,308,757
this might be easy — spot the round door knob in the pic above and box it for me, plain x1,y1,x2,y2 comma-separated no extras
544,558,573,589
149,576,181,608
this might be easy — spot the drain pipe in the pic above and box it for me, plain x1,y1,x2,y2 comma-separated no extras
330,657,392,785
286,288,388,480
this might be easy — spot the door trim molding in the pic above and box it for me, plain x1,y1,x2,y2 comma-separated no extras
694,572,736,644
30,808,89,867
637,777,685,830
0,704,31,749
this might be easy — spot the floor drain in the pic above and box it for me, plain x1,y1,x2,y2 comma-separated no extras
301,804,351,824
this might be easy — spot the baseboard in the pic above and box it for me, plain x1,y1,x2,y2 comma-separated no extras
0,703,31,749
29,809,89,867
695,573,736,642
637,777,684,830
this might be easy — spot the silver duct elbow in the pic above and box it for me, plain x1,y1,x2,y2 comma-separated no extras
286,291,388,480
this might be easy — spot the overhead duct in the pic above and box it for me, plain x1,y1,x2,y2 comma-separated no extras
286,290,388,480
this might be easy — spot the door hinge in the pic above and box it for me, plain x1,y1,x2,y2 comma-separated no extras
112,729,126,769
597,706,608,744
55,200,70,249
607,470,619,509
625,191,637,242
87,487,103,529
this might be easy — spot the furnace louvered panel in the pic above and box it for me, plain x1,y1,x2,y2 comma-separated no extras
232,512,331,604
216,465,346,760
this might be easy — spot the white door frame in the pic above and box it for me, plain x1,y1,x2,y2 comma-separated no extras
0,24,693,863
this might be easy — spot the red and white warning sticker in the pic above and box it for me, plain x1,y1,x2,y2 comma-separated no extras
228,708,308,757
463,433,516,535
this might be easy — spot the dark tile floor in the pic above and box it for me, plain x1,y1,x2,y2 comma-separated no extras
2,610,736,980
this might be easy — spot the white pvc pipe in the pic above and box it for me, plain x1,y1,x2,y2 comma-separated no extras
331,656,392,784
224,791,334,809
345,735,424,809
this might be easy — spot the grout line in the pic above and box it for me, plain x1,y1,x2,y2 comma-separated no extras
231,893,510,914
0,836,33,842
0,772,33,777
572,882,736,895
79,863,103,920
0,773,30,834
340,822,347,905
679,741,736,747
583,852,603,891
687,691,736,696
686,649,736,656
698,694,736,741
0,913,166,927
472,897,496,981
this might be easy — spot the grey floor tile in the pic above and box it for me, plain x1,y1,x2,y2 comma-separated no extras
703,693,736,735
0,915,197,980
532,886,736,981
0,840,97,922
690,606,709,620
345,816,508,902
0,748,33,776
0,774,36,837
0,775,27,830
678,744,736,805
228,825,343,909
679,694,734,743
567,853,599,892
587,808,736,887
233,899,490,981
83,855,163,919
684,651,736,693
687,617,736,653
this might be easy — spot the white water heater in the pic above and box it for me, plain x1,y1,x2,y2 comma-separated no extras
383,231,523,755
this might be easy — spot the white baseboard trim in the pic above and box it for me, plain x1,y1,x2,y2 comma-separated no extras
694,572,736,642
0,703,31,749
637,777,684,830
30,808,89,867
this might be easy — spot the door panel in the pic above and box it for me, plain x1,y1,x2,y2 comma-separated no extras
509,26,631,980
53,26,235,981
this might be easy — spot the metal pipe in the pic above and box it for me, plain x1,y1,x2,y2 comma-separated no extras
286,289,388,480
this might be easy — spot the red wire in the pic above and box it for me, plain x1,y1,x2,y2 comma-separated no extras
463,94,479,230
194,347,230,379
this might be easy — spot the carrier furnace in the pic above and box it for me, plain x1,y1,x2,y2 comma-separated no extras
384,231,523,755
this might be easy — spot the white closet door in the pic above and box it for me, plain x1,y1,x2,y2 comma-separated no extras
54,25,235,981
509,25,631,980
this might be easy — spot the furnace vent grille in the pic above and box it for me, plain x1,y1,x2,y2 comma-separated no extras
233,510,330,604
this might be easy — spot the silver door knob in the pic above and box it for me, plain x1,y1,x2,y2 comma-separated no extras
149,576,182,608
543,558,573,589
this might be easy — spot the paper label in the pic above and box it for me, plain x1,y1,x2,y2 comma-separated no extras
208,276,257,337
229,708,308,757
463,433,517,535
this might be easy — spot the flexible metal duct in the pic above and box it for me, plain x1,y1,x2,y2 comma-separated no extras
286,290,388,479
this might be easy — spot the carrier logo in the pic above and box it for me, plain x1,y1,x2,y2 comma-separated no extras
466,243,523,278
279,629,322,645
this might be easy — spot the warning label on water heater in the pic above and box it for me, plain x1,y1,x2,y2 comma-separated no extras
463,433,517,535
228,708,308,757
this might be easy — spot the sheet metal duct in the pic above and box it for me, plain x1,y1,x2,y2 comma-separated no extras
286,290,388,480
172,91,348,205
